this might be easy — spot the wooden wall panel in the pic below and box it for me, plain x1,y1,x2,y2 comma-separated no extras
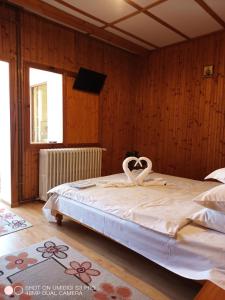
64,77,99,144
73,33,136,175
19,12,135,200
0,5,16,59
22,12,76,71
134,31,225,180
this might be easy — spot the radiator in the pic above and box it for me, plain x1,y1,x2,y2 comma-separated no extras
39,147,104,201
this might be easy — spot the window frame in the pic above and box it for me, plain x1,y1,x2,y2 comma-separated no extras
0,55,19,207
24,63,66,148
30,81,48,144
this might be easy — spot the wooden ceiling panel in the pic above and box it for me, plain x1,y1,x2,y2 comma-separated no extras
62,0,136,22
42,0,105,26
115,13,185,47
131,0,161,7
149,0,222,38
203,0,225,22
106,27,155,50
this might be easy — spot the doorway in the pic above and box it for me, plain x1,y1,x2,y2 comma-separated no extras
0,60,11,205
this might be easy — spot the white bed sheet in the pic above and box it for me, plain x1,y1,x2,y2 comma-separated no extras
43,194,225,290
47,172,219,237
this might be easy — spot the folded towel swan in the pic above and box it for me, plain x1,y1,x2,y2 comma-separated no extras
135,156,152,185
100,156,167,188
122,156,140,183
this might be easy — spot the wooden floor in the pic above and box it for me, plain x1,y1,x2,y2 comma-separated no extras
0,201,201,300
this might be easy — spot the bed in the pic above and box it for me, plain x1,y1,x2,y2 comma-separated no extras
43,171,225,297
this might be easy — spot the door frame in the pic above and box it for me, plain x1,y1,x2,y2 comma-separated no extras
0,56,19,207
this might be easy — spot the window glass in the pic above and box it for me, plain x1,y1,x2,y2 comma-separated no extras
29,68,63,144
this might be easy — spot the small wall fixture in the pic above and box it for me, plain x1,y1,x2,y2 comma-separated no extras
203,65,214,77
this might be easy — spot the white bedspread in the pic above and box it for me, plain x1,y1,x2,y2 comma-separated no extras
43,193,225,291
46,172,219,237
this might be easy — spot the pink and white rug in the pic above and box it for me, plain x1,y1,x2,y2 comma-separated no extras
0,208,32,237
0,237,150,299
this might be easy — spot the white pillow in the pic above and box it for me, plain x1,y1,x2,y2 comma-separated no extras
194,184,225,212
189,208,225,234
205,168,225,183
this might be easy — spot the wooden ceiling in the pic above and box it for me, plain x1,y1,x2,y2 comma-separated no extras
8,0,225,55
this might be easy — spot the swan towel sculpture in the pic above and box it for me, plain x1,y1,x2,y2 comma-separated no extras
100,156,167,188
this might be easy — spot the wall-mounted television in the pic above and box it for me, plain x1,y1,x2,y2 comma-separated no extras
73,67,107,94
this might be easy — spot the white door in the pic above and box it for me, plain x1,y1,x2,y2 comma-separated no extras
0,60,11,204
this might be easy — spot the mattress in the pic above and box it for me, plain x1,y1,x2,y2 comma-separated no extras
43,173,225,290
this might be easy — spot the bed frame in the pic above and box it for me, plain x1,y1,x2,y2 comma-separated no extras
52,209,225,300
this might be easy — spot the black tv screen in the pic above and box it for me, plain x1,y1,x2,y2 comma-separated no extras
73,67,107,94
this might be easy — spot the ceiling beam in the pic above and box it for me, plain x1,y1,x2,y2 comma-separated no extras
102,2,169,29
8,0,149,55
54,0,107,26
144,0,169,10
194,0,225,28
102,11,140,28
144,10,190,40
54,0,157,48
124,0,190,40
111,25,158,48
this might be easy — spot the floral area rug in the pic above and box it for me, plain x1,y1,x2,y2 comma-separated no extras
0,237,150,299
0,208,32,237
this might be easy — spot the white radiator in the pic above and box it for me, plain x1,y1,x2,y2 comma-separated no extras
39,147,104,201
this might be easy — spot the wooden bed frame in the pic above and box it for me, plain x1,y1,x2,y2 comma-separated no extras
52,209,225,300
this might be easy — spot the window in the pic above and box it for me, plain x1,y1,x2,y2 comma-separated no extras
29,68,63,144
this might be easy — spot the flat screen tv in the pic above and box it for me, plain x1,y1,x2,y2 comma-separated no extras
73,67,107,94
